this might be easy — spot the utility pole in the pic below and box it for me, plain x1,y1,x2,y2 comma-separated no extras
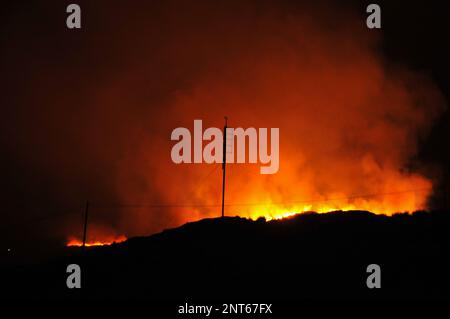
221,117,228,218
82,200,89,249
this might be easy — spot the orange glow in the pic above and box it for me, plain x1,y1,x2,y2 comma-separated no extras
67,235,127,247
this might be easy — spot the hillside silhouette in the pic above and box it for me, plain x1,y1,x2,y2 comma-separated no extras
5,210,450,300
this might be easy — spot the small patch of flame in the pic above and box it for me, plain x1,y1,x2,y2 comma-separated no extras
66,235,127,247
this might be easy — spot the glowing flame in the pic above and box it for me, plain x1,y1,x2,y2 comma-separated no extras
236,185,432,222
254,204,356,221
66,235,127,247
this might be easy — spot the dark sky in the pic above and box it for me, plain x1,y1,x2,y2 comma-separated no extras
377,0,450,204
1,0,449,256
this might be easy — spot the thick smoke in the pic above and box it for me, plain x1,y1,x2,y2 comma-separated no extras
1,1,445,243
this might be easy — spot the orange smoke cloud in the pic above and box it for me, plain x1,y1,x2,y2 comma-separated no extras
106,1,445,235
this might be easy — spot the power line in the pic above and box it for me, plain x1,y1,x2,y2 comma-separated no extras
91,187,432,209
1,187,434,231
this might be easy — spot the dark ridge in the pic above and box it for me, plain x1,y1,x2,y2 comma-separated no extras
4,210,450,300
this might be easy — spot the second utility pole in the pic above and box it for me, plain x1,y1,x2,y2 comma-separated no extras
221,117,228,218
82,200,89,249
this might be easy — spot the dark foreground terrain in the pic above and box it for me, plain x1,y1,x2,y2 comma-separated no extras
3,210,450,300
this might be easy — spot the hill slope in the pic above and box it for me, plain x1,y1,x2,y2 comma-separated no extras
5,210,450,300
